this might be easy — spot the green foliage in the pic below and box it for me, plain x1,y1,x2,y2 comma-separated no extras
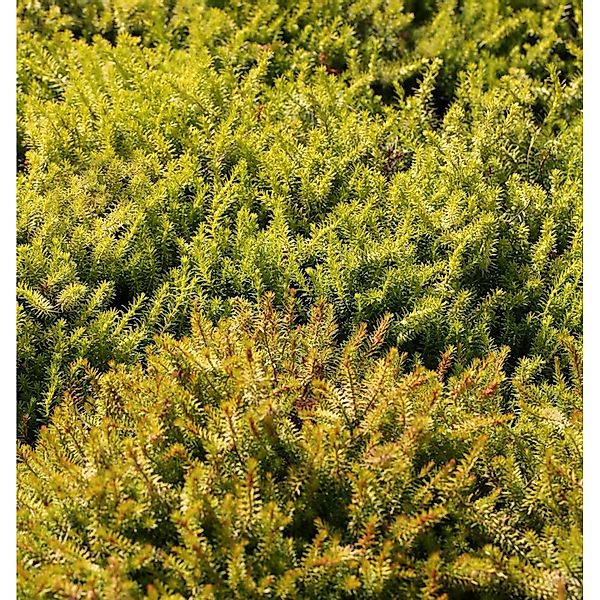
18,298,582,599
17,0,582,437
17,2,583,596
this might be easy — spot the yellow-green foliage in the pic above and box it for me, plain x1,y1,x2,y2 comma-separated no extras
17,1,583,597
18,297,582,599
17,0,582,438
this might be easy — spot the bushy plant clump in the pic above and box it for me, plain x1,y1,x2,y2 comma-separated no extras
17,0,583,597
17,0,582,438
18,297,582,599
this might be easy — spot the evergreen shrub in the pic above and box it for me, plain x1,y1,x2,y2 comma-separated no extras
17,0,583,597
17,0,582,438
18,297,582,599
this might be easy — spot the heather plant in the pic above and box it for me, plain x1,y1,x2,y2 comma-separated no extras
16,1,583,596
16,0,582,438
18,297,582,599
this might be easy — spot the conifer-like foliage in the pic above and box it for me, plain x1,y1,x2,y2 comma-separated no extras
17,0,582,438
17,0,582,597
18,297,582,599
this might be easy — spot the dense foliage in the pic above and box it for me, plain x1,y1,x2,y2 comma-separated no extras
17,0,582,597
19,297,582,599
17,0,582,438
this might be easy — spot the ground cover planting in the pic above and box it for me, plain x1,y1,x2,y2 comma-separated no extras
17,1,582,598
